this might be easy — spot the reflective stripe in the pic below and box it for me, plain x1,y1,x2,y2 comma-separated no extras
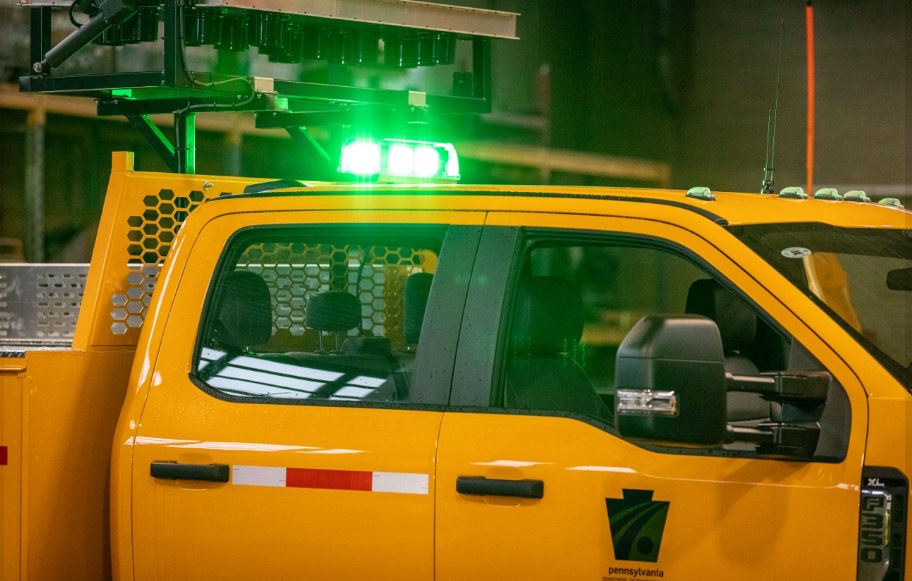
0,446,7,465
371,472,429,495
287,468,372,491
231,465,429,495
232,465,286,487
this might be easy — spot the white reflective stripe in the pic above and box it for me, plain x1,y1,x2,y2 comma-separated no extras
216,365,323,391
232,465,287,487
371,472,429,495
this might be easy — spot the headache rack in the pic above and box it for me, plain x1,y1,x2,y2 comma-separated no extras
18,0,518,173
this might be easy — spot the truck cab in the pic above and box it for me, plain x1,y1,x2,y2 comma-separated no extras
2,153,910,580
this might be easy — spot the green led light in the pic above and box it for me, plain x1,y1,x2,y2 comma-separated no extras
413,146,441,178
340,140,382,175
339,137,460,182
387,143,415,176
443,144,460,178
111,89,133,98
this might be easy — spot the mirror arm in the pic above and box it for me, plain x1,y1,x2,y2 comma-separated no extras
726,373,776,394
726,422,820,458
726,371,830,403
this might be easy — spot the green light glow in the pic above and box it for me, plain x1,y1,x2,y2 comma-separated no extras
387,143,415,176
443,143,460,178
111,89,133,98
340,140,382,175
413,146,441,178
338,137,460,181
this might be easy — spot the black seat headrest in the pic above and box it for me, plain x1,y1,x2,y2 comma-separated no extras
214,270,272,350
510,276,584,355
685,279,756,351
306,291,362,332
404,272,433,343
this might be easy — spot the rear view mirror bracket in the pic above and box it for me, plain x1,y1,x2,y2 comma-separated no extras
727,370,830,404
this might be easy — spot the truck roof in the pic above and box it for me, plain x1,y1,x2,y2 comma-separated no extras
215,183,911,229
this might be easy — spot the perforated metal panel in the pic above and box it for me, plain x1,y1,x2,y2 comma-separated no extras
236,243,429,345
113,186,227,335
0,264,88,346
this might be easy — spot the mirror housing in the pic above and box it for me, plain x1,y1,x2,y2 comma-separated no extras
615,315,727,446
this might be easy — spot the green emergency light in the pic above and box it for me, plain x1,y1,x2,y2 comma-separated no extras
339,138,460,182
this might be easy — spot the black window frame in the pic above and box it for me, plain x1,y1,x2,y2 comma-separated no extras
450,225,851,462
189,222,482,411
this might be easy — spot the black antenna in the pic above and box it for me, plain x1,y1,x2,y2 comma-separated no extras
761,20,785,194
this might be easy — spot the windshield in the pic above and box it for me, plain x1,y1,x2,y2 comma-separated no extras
729,223,912,387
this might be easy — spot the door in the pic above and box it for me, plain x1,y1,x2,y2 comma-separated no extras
436,212,867,580
129,211,482,580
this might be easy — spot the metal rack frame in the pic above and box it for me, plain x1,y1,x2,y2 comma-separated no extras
19,0,513,173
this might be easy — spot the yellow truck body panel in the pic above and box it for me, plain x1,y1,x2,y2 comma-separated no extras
2,153,910,580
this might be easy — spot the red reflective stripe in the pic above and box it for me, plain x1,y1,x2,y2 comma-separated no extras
286,468,372,491
0,446,7,466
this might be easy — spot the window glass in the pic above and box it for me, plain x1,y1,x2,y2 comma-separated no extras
194,226,444,404
509,244,709,413
500,237,850,460
729,223,912,387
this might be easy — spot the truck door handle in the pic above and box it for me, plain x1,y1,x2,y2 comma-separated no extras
456,476,544,499
150,461,230,483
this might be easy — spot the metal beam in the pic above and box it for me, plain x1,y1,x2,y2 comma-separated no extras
19,0,518,39
191,0,516,39
162,0,188,87
174,112,196,173
455,141,672,186
20,71,164,94
24,109,46,262
127,115,178,172
29,7,52,73
98,93,268,116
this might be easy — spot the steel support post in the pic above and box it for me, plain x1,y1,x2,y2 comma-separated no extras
30,7,52,73
472,38,492,103
24,109,46,262
174,111,196,173
163,0,188,86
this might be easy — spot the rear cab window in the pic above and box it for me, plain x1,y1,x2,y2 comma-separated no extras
192,225,449,405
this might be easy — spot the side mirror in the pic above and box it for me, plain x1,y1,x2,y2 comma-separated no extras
615,315,726,446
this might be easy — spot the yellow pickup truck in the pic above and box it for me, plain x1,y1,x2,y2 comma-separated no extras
1,151,910,581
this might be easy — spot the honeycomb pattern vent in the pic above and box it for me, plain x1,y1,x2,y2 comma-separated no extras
237,243,427,344
113,187,225,335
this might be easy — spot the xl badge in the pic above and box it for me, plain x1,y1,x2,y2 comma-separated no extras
606,489,670,563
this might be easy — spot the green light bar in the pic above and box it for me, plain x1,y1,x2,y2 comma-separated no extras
339,138,460,182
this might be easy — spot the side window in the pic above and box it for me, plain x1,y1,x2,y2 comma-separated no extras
500,237,849,459
193,226,445,405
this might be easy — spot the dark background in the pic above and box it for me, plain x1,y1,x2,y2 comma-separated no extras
0,0,909,261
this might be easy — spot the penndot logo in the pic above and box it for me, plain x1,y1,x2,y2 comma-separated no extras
606,489,670,563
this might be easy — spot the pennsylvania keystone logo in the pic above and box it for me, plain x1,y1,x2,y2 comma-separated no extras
606,489,670,563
